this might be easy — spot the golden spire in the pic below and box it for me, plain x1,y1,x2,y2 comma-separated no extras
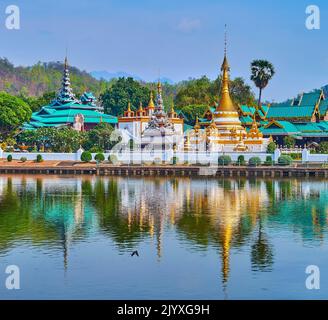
127,101,131,112
194,116,200,131
216,26,237,114
148,91,155,109
138,101,144,111
157,80,162,94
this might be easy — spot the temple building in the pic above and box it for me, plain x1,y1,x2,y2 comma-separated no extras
23,57,117,131
188,48,270,152
118,81,184,148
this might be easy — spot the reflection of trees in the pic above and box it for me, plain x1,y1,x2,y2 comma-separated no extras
0,175,327,280
251,215,273,272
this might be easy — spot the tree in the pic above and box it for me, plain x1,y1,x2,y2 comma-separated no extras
83,123,115,152
20,91,56,112
283,136,295,148
178,104,208,125
250,60,275,107
318,141,328,154
267,141,277,153
100,77,150,115
0,92,32,139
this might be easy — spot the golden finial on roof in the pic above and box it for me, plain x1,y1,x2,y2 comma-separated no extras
127,101,131,112
216,25,237,114
157,80,162,94
138,101,144,111
194,115,200,131
148,91,155,109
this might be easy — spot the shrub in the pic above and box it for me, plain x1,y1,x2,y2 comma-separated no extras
20,157,27,163
36,154,43,163
88,146,104,153
94,153,105,162
278,155,293,166
218,155,232,166
267,141,277,153
283,136,295,148
108,154,118,164
289,153,301,160
81,151,92,162
7,154,12,162
237,155,246,165
249,157,261,166
264,155,273,166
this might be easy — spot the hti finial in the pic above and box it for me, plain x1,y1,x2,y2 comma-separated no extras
224,24,227,57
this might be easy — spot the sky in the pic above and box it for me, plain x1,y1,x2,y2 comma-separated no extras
1,0,328,102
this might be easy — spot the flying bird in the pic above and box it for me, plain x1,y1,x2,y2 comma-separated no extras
131,250,139,257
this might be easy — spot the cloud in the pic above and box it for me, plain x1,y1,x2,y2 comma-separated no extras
177,18,201,33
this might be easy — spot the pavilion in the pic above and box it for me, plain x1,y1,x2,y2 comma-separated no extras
22,57,117,131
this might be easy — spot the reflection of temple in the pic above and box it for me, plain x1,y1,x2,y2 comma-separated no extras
0,175,326,289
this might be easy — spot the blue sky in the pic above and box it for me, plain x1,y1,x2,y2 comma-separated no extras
1,0,328,101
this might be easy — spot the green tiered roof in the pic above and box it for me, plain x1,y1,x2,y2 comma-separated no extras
23,58,117,130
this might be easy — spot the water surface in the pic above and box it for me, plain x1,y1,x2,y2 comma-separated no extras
0,175,327,299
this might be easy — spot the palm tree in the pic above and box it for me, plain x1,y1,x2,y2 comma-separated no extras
250,60,275,107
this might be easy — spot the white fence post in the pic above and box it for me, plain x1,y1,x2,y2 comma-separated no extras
76,147,84,161
273,148,281,162
302,148,309,164
0,147,3,159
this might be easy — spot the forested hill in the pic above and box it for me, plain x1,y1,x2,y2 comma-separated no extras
0,58,108,97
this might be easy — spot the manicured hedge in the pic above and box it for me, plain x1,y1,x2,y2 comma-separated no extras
278,155,293,166
7,154,12,162
249,157,261,166
36,154,43,162
20,157,27,163
237,155,246,165
81,151,92,162
218,155,232,166
94,153,105,162
264,155,273,166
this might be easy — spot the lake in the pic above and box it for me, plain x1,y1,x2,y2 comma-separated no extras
0,175,327,299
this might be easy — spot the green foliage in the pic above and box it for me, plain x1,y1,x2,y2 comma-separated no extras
218,155,232,166
20,157,27,162
264,156,273,166
94,153,105,162
318,141,328,154
81,151,92,162
0,92,32,139
177,104,208,125
83,123,115,151
267,141,277,153
283,136,295,148
36,154,43,162
250,59,275,106
20,91,56,112
278,155,293,166
237,155,246,165
174,76,256,108
289,153,301,160
249,157,261,166
0,59,106,98
7,154,12,162
100,77,150,115
17,127,84,152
